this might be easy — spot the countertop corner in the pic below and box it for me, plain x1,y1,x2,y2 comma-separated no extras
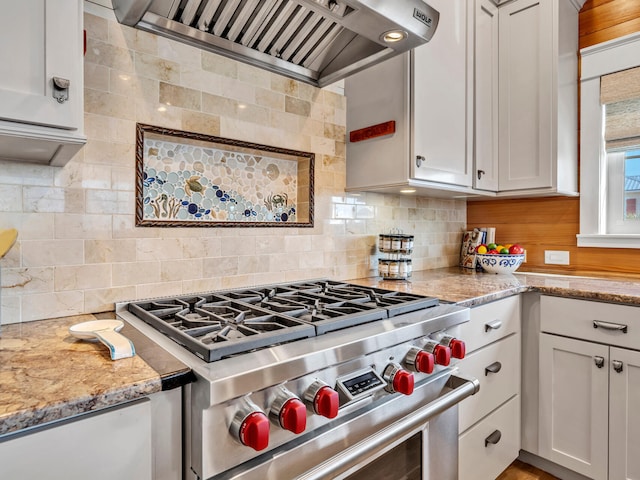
0,313,193,436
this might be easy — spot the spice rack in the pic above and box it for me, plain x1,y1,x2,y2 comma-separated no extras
378,230,413,280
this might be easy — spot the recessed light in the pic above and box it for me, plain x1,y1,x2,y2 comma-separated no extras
400,188,416,194
381,30,407,43
157,106,167,112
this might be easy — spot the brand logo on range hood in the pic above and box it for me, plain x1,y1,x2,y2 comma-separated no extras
413,7,434,27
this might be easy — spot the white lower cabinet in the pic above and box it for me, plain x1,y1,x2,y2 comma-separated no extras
539,333,608,479
0,399,152,480
457,296,521,480
609,347,640,480
457,333,520,433
539,296,640,480
459,395,520,480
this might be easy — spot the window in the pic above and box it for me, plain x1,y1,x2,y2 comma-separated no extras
578,32,640,248
606,149,640,233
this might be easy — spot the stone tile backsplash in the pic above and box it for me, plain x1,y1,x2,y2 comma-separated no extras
0,5,466,324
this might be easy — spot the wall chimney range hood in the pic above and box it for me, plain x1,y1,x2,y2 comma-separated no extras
112,0,439,87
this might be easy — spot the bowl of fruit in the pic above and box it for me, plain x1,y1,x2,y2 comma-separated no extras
475,243,525,274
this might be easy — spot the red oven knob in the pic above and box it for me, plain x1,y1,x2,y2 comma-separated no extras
280,398,307,434
304,380,340,419
405,347,435,374
270,388,307,434
423,341,451,366
315,387,339,419
382,363,415,395
240,412,270,451
440,335,466,359
231,401,270,451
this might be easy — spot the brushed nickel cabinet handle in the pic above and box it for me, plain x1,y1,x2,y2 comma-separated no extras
593,320,628,334
416,155,425,168
52,77,70,103
485,429,502,447
485,361,502,376
477,169,485,180
612,360,623,373
594,356,605,368
484,319,502,332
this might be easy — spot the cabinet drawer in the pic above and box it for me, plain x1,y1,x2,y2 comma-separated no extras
457,333,520,433
459,296,520,354
540,296,640,350
459,395,520,480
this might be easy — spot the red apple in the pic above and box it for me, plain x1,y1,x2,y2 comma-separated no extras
509,244,524,254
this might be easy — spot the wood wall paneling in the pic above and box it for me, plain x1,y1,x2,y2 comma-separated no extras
467,0,640,276
579,0,640,49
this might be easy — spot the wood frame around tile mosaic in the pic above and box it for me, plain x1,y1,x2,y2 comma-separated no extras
135,123,314,227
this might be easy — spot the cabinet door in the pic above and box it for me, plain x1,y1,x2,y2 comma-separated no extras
0,400,152,480
538,334,608,480
498,0,553,190
0,0,82,130
473,0,499,192
345,54,411,190
411,0,473,187
609,347,640,480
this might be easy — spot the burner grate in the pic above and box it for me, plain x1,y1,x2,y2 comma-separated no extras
126,281,439,361
128,296,315,361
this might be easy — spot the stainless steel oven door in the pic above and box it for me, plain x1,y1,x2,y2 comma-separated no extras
212,373,479,480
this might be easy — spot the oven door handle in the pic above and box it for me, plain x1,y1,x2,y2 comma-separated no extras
295,374,480,480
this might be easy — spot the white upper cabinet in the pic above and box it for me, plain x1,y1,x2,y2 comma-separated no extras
411,0,473,188
0,0,86,166
473,0,500,192
496,0,579,196
345,0,581,199
345,0,478,197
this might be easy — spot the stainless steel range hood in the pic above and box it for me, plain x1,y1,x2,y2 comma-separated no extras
112,0,439,87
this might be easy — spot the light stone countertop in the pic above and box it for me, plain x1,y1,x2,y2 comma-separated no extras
0,313,192,436
3,267,640,438
348,267,640,307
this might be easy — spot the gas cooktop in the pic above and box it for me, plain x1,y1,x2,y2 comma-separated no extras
126,280,439,362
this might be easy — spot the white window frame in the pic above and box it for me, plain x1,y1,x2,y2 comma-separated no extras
578,32,640,248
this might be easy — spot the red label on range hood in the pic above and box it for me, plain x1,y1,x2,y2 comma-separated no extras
349,121,396,143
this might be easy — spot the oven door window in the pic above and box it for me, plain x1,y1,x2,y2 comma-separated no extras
344,432,422,480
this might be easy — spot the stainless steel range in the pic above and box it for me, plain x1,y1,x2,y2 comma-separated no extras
117,280,479,480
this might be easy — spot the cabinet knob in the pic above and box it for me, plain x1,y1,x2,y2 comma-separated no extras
484,361,502,376
484,429,502,447
484,319,502,332
594,356,605,369
612,360,624,373
477,169,486,180
416,155,425,168
52,77,70,104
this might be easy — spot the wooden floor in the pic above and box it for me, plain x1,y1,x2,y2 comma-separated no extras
496,460,560,480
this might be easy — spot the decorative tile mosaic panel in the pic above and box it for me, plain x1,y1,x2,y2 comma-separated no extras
135,124,314,227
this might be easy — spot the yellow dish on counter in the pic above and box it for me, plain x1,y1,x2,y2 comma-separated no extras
0,228,18,258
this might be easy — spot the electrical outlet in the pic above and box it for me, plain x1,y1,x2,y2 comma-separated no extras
544,250,570,265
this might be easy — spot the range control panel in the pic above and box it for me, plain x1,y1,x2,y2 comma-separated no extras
336,368,386,403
